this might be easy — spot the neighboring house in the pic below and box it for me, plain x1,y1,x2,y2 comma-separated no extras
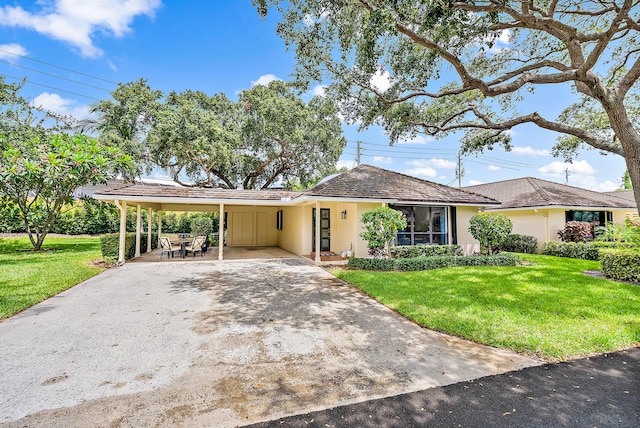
93,164,499,263
464,177,637,247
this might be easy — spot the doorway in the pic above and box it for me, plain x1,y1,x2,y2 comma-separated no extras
312,208,330,252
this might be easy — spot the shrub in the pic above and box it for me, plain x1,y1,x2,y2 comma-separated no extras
191,216,213,238
347,253,520,271
558,221,593,242
347,257,397,271
595,221,640,243
541,241,600,260
600,249,640,282
501,234,538,253
468,213,513,255
360,207,407,259
100,232,158,261
393,244,462,258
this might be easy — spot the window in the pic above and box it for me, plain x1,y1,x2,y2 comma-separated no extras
276,210,283,230
565,210,612,237
390,205,448,245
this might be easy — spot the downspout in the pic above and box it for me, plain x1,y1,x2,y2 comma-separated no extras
534,209,549,243
114,199,127,265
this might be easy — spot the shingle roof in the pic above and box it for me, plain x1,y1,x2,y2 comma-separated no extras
95,183,302,201
93,164,499,205
305,164,499,205
603,189,636,204
464,177,636,210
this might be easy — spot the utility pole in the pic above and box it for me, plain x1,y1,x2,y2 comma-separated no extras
565,168,570,184
455,151,465,188
355,140,362,166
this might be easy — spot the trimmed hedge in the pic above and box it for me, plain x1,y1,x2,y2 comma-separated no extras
392,244,462,258
600,249,640,282
100,232,158,261
501,234,538,254
541,242,600,260
347,253,521,271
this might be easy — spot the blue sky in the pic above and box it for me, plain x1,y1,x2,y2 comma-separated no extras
0,0,628,190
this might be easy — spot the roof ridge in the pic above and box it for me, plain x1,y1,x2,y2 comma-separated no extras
525,177,555,205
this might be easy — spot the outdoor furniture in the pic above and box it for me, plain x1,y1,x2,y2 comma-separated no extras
185,236,206,257
159,237,177,259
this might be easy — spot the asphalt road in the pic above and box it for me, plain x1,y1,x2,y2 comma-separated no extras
249,347,640,427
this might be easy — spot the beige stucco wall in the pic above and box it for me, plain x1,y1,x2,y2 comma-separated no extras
225,206,278,247
455,206,481,255
276,205,307,256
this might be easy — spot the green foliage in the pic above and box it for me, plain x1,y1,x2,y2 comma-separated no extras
541,242,600,260
558,221,593,242
360,207,407,258
392,244,462,258
96,79,346,189
501,234,538,254
468,213,512,255
595,221,640,243
601,249,640,282
347,253,520,271
191,215,213,237
100,232,158,261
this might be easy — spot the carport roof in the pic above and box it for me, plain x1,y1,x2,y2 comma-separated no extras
95,183,302,201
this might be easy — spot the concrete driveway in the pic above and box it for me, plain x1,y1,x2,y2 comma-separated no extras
0,256,540,427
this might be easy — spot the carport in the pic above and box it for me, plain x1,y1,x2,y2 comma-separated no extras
93,184,304,264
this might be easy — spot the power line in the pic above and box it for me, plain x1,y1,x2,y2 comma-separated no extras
1,73,102,101
0,59,113,92
0,48,118,85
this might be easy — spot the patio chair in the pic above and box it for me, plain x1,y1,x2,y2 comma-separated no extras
159,237,176,259
185,236,206,257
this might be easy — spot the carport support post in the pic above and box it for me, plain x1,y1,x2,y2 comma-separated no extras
315,201,321,264
135,204,142,258
115,199,127,264
147,208,152,253
157,211,162,246
218,203,224,261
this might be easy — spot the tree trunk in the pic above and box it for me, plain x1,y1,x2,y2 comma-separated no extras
605,101,640,215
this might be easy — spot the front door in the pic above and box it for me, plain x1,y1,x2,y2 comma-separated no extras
312,208,330,252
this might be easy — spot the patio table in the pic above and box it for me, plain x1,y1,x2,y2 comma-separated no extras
170,238,193,258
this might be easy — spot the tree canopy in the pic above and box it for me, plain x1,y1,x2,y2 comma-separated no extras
0,78,134,250
254,0,640,212
92,80,346,189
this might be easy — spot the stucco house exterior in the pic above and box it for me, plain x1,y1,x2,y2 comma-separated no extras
464,177,637,247
93,164,499,263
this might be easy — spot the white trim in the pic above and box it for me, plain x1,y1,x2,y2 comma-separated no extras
485,205,630,212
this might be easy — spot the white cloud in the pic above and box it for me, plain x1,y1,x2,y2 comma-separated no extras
407,158,456,169
396,134,433,145
538,160,596,177
32,92,91,119
336,159,357,170
372,156,392,164
0,43,27,63
311,85,327,97
107,60,118,72
0,1,161,58
370,69,391,92
405,167,438,178
597,180,618,192
251,74,281,86
488,165,502,171
468,180,485,186
512,146,551,156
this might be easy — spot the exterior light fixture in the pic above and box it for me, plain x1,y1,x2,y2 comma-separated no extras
341,210,347,219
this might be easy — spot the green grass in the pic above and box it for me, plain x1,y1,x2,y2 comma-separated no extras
0,236,105,320
334,254,640,361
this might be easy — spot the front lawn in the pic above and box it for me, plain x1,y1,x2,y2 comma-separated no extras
334,254,640,361
0,236,105,320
